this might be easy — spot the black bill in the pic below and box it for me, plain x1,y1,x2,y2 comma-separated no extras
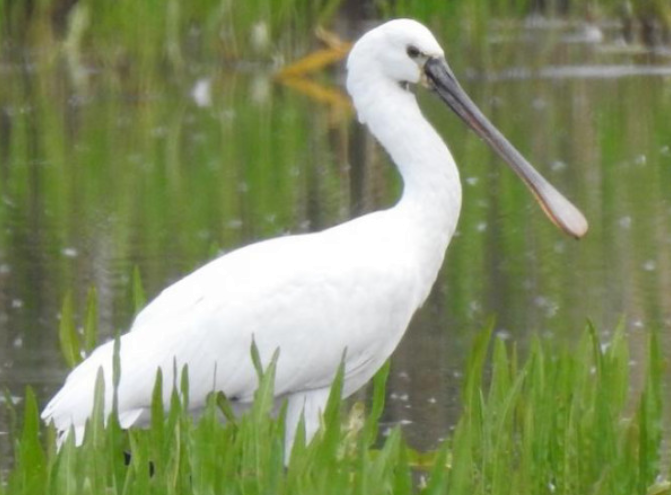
424,57,588,239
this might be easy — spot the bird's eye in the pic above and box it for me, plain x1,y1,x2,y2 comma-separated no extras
406,45,421,58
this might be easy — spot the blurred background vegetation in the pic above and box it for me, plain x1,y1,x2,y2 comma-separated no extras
1,0,670,470
1,0,670,67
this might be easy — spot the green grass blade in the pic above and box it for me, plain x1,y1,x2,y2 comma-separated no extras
361,360,390,448
132,266,147,314
58,292,82,369
10,388,47,494
83,287,99,354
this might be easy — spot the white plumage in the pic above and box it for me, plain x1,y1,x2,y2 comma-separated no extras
42,19,586,457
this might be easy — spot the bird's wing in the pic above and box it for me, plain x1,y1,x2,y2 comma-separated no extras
43,212,419,437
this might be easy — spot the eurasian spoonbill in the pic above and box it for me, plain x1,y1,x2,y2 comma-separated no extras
42,19,588,458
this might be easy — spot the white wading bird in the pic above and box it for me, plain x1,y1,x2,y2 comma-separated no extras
42,19,588,457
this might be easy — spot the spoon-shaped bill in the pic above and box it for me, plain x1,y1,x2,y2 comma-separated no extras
424,57,588,239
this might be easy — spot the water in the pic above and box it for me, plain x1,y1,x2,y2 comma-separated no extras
0,20,670,460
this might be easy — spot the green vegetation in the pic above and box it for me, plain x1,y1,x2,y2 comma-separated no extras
1,0,669,70
2,312,668,494
1,1,670,493
2,16,669,348
1,0,345,66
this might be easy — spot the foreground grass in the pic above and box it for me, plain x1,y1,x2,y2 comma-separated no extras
1,325,668,494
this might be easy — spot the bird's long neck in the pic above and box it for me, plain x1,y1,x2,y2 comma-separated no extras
350,77,462,299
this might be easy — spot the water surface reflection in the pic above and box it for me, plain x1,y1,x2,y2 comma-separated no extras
0,22,669,458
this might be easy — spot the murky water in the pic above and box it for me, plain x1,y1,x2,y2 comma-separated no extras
0,19,670,462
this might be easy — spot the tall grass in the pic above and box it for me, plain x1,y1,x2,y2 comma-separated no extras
1,3,670,492
375,0,671,23
375,0,671,46
2,0,669,70
1,293,668,495
1,0,345,67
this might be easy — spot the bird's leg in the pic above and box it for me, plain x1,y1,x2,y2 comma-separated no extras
123,450,155,477
284,388,331,462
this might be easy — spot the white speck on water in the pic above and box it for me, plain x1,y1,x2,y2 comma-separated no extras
298,220,312,231
427,397,437,404
12,336,22,348
68,95,92,108
226,219,243,229
489,96,505,108
251,74,271,105
465,176,479,186
236,182,249,193
550,160,567,172
219,109,236,122
151,126,168,138
397,371,410,381
476,222,487,232
496,329,512,340
191,78,212,108
126,153,143,165
11,299,23,309
634,154,647,165
532,97,547,110
660,145,670,156
390,392,409,402
0,393,21,404
562,23,604,44
62,247,78,258
642,260,657,272
399,419,413,425
534,296,558,318
618,216,632,229
183,113,197,125
251,21,270,52
0,263,10,274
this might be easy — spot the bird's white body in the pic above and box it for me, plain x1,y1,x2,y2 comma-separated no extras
44,18,583,457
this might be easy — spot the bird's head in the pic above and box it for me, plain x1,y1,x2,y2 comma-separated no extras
347,19,445,89
346,19,589,239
